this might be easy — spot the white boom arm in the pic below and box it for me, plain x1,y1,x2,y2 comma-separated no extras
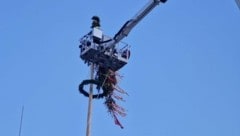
106,0,167,49
236,0,240,9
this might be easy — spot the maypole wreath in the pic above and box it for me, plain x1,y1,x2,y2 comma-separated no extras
79,66,128,128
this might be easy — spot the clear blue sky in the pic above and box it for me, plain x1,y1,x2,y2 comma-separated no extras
1,0,240,136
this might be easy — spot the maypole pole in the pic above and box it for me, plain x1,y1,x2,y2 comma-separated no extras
78,0,168,133
86,63,94,136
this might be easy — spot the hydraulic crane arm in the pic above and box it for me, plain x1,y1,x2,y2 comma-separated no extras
106,0,167,49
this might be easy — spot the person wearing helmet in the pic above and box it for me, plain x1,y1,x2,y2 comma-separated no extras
91,16,100,28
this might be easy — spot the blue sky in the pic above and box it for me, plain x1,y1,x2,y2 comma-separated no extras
1,0,240,136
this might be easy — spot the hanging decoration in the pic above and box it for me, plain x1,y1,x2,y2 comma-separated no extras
79,66,128,128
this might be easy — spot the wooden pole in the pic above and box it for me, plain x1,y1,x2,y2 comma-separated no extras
86,64,94,136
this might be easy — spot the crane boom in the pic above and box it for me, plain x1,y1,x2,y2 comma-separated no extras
236,0,240,9
107,0,167,49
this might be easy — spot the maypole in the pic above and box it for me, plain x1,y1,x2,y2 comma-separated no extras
86,64,94,136
78,0,167,133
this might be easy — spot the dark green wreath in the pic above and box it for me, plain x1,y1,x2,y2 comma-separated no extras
79,79,107,99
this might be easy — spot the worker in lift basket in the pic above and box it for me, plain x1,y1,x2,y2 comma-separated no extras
91,16,100,28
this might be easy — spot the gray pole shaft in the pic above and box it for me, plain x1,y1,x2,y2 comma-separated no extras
18,106,24,136
86,64,94,136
